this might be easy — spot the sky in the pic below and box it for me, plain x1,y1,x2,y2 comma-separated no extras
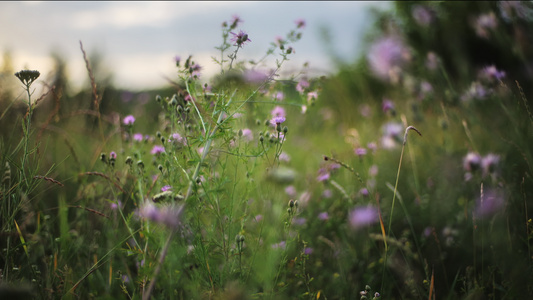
0,1,391,92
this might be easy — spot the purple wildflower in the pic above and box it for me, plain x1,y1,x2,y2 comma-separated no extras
307,91,318,102
230,30,251,47
359,188,369,197
463,152,482,172
355,147,367,157
303,247,313,255
474,12,498,38
190,63,202,78
240,128,253,142
279,152,291,162
151,145,165,155
293,218,306,226
461,81,491,101
174,55,181,67
273,91,285,101
109,151,117,160
161,185,172,192
244,69,268,83
295,18,306,29
285,185,297,197
296,78,310,94
426,52,439,71
367,36,410,82
270,116,286,126
138,202,184,229
348,205,379,230
317,168,330,182
318,212,329,221
123,115,135,125
133,133,144,142
481,153,500,177
230,14,242,28
475,188,505,217
381,122,403,149
322,189,333,198
382,99,395,113
480,65,506,81
271,105,286,118
271,241,286,250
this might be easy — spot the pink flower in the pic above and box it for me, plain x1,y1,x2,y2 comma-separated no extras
273,91,285,101
123,115,135,125
474,12,498,38
109,151,117,160
270,116,286,126
382,99,395,113
318,212,329,221
151,145,165,155
161,185,172,192
271,106,286,118
412,5,434,26
367,36,410,82
230,30,251,47
296,78,309,94
355,147,367,157
307,91,318,102
133,133,144,142
295,18,306,29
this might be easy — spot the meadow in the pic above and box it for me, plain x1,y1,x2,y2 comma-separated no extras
1,2,532,299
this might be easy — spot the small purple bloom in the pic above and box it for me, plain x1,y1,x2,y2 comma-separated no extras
474,12,498,38
271,241,286,250
322,189,333,198
109,151,117,160
318,212,329,221
293,218,306,226
481,153,500,177
481,65,506,81
475,188,505,217
273,91,285,101
123,115,135,125
137,202,184,229
295,18,306,29
271,106,286,118
161,185,172,192
463,152,482,172
230,30,251,47
296,79,310,94
359,188,369,196
174,55,181,66
279,152,291,162
254,214,263,222
382,99,395,113
240,128,253,142
307,91,318,102
285,185,297,197
151,145,165,155
304,247,313,255
244,69,268,83
367,36,410,82
317,168,330,182
133,133,144,142
426,52,439,71
270,116,286,126
349,205,379,230
355,147,367,157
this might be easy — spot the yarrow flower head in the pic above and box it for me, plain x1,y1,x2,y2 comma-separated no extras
15,70,40,87
123,115,135,126
230,30,251,47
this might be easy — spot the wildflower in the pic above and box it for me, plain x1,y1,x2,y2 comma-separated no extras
499,1,530,21
123,115,135,125
419,81,433,99
230,14,242,29
14,70,40,86
285,185,297,197
303,247,313,255
295,18,306,29
382,99,395,113
271,106,286,118
480,65,506,81
254,215,263,222
240,128,253,142
481,153,500,177
367,36,411,82
463,152,482,172
317,168,330,182
475,188,505,217
473,12,498,38
279,152,291,162
151,145,165,155
367,143,378,154
380,122,403,149
412,5,434,26
359,188,369,197
296,78,309,94
322,189,333,198
270,116,286,126
230,30,251,47
355,147,367,157
273,91,285,101
109,151,117,160
369,165,379,177
137,201,184,229
174,55,181,67
293,218,306,226
307,91,318,102
318,212,329,221
110,200,122,210
271,241,286,249
348,205,379,230
461,81,491,101
161,185,172,192
189,63,202,78
169,133,187,145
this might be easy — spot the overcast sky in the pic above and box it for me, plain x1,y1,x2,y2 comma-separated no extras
0,1,391,91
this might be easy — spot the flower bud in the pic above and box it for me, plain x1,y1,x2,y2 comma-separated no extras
125,156,133,165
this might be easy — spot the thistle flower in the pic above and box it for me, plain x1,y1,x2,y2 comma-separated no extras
295,18,306,29
123,115,135,125
271,106,286,118
474,12,498,38
150,145,165,155
161,185,172,192
480,65,506,81
296,78,310,94
270,116,286,126
412,5,434,26
355,147,367,157
463,152,482,172
318,212,329,221
109,151,117,160
475,188,505,217
137,201,185,229
230,30,251,47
